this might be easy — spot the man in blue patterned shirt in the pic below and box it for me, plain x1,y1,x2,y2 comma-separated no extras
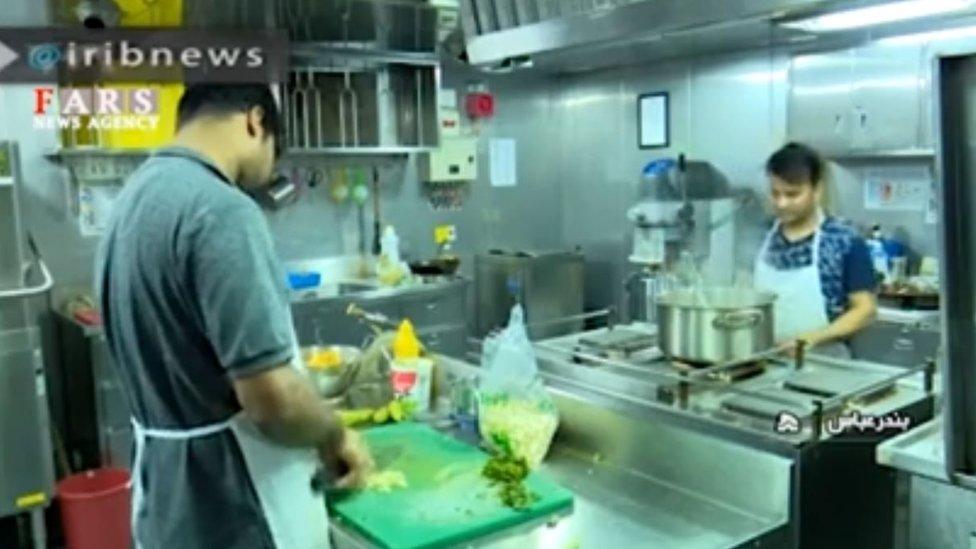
754,143,877,357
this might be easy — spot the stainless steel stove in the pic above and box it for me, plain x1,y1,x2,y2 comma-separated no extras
533,322,936,547
536,323,933,446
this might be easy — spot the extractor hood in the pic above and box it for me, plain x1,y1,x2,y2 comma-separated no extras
456,0,976,73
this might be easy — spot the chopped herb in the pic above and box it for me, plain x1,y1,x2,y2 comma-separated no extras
481,447,538,509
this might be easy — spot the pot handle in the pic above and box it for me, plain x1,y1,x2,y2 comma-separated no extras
712,309,765,330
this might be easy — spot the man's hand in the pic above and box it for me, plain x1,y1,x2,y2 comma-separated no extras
320,429,374,490
777,331,827,357
795,330,827,348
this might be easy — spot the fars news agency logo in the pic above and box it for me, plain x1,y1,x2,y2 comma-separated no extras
32,86,161,132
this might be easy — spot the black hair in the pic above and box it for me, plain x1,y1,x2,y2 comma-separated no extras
176,84,281,156
766,142,825,186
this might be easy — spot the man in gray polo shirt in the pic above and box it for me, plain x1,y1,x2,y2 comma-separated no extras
96,84,372,548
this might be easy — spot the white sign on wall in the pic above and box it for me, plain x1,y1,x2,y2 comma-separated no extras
489,138,517,188
638,92,669,149
78,183,120,237
863,166,931,212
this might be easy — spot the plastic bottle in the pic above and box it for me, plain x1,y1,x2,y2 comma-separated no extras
867,224,890,284
381,226,400,264
393,319,420,360
390,320,433,413
377,226,406,286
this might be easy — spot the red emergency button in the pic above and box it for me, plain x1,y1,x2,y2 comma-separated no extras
465,92,494,119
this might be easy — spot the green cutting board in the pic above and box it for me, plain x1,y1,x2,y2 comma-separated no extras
328,422,574,549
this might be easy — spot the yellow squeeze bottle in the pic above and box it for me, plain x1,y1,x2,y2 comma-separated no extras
393,320,421,359
390,320,432,413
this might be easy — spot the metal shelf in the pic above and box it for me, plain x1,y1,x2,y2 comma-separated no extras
290,43,440,68
44,145,433,162
284,146,433,157
44,147,152,163
827,149,937,161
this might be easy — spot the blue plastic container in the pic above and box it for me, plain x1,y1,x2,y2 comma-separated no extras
287,271,321,290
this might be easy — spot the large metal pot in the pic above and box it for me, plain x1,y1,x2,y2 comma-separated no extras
656,287,776,363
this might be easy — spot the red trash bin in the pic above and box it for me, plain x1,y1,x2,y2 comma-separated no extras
57,468,131,549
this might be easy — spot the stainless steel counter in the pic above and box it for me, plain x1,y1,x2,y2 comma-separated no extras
877,418,948,482
290,276,468,304
876,419,976,548
536,450,783,549
530,325,935,547
331,355,792,549
284,255,467,304
334,446,774,549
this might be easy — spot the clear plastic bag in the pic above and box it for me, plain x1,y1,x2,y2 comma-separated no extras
478,305,559,468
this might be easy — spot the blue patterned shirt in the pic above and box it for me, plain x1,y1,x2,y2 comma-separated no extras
763,216,877,321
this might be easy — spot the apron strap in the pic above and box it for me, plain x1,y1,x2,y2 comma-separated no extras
131,417,234,439
758,219,781,259
130,416,236,549
757,210,826,267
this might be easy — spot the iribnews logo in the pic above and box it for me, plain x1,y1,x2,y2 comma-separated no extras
28,40,266,72
0,28,285,83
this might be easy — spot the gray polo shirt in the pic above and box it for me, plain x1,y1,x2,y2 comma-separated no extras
95,146,294,548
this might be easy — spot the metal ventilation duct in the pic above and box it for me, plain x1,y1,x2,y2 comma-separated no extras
457,0,976,73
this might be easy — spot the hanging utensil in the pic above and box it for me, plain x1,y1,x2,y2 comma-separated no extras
371,167,383,255
302,0,317,42
310,68,324,148
329,168,349,204
279,79,291,149
351,169,370,256
288,70,304,148
298,70,314,148
301,68,320,149
346,303,398,334
339,69,359,147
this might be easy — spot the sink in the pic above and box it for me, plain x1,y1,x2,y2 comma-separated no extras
291,281,380,301
337,281,380,295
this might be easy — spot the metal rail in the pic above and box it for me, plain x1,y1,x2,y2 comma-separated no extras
0,260,53,301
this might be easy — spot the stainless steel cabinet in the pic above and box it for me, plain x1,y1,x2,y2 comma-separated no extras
417,325,468,358
788,50,855,153
0,141,55,530
0,329,55,518
789,44,931,154
475,251,584,340
54,314,132,470
398,289,465,328
91,338,131,468
293,297,400,347
850,319,940,367
392,285,468,358
851,44,928,151
291,281,469,357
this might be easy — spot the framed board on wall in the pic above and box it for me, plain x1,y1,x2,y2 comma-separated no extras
638,92,669,149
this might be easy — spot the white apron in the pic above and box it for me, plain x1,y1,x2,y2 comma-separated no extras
753,213,850,358
130,340,331,549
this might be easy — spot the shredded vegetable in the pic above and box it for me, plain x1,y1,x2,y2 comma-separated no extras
478,397,558,468
365,470,408,493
